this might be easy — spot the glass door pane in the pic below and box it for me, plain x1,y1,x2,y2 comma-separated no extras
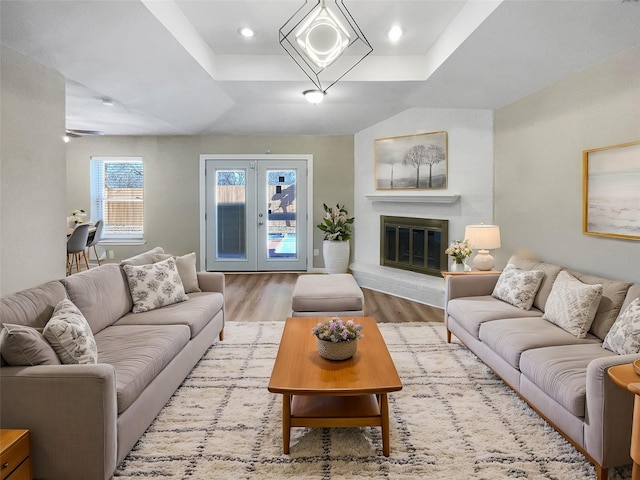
216,170,246,260
266,169,297,259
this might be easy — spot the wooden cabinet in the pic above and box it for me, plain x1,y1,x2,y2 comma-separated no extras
0,430,31,480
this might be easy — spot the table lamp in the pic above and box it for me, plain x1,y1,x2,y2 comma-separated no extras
464,224,501,271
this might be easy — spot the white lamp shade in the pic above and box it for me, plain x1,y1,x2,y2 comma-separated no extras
464,225,501,250
464,224,501,271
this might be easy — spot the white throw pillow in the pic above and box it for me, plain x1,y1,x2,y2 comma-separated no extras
123,257,188,313
155,252,201,294
492,264,544,310
603,298,640,354
542,271,603,339
43,299,98,364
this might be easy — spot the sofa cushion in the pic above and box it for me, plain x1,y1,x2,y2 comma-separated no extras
621,285,640,314
155,252,201,294
95,324,190,413
43,299,98,364
119,246,164,266
122,258,188,313
567,270,632,340
0,323,61,366
507,256,562,311
603,298,640,355
447,296,543,340
61,264,133,335
519,344,617,417
479,317,602,370
114,291,223,338
0,280,68,329
542,271,603,339
492,264,544,310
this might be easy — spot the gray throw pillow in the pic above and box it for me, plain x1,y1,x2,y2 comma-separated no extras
492,264,544,310
155,252,201,294
542,271,603,339
603,298,640,354
0,323,61,366
43,299,98,364
123,257,188,313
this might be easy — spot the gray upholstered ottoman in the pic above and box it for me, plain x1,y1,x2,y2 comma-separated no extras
291,274,365,317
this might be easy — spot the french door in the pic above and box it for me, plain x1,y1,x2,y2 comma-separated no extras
202,155,309,271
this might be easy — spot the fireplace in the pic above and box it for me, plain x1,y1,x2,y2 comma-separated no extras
380,216,448,277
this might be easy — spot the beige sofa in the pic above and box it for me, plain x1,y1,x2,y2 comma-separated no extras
0,248,225,480
445,255,639,480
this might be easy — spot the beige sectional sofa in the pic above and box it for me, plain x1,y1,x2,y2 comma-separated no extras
0,248,225,480
445,255,639,480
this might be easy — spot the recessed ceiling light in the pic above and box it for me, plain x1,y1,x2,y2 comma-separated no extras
101,98,114,107
239,27,254,38
388,26,403,43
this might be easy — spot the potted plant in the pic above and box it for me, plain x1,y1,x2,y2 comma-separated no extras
312,317,363,360
445,239,473,272
317,203,354,274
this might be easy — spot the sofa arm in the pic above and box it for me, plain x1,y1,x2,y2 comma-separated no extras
584,353,640,468
445,273,500,302
0,364,118,480
197,271,225,294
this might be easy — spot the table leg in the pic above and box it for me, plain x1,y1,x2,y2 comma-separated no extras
632,396,640,480
380,393,390,456
283,394,291,454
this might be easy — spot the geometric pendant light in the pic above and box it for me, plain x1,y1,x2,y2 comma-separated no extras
279,0,373,95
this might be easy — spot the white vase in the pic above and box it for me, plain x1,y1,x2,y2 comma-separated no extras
450,261,465,272
323,240,350,274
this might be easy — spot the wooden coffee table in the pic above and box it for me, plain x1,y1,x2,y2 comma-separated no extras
268,316,402,456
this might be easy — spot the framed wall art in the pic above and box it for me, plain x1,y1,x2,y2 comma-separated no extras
583,140,640,240
375,131,448,190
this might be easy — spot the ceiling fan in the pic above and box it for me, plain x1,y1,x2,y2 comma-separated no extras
65,129,104,137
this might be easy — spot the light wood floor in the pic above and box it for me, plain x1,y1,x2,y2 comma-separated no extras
224,273,444,323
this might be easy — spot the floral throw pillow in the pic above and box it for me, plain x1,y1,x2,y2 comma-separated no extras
43,299,98,364
492,264,545,310
123,257,188,313
542,271,603,339
603,298,640,355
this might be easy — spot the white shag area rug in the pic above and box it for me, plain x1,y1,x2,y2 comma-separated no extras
114,322,631,479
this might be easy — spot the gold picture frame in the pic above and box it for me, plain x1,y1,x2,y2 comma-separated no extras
375,131,448,190
582,140,640,240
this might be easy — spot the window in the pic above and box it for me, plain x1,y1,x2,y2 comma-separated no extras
90,157,143,241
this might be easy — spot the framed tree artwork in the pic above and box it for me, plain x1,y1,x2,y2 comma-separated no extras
375,131,448,190
582,140,640,240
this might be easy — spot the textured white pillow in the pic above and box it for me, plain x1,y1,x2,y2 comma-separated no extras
542,271,603,338
155,252,201,294
0,323,61,366
492,264,545,310
43,299,98,364
123,257,188,313
603,298,640,354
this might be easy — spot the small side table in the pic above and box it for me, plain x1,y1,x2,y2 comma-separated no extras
0,430,31,480
608,363,640,480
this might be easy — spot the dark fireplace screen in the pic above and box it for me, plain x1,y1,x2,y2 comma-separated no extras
380,216,449,277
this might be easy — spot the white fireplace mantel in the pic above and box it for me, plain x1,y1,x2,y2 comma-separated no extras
364,193,460,204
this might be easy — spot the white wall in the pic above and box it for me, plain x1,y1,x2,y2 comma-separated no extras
495,45,640,284
353,108,495,270
0,46,66,295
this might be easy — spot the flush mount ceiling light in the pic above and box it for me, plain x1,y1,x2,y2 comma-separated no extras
280,0,373,94
303,89,325,104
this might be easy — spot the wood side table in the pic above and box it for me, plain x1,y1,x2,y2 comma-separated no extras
0,430,31,480
608,363,640,480
441,269,501,278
